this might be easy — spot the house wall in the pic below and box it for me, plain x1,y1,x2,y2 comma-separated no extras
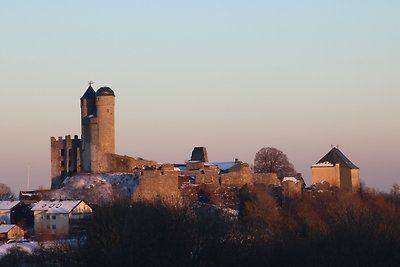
0,211,11,224
34,202,93,236
311,164,341,188
34,211,70,235
312,164,360,193
340,166,352,192
70,201,93,219
351,169,360,193
6,226,25,240
11,203,34,227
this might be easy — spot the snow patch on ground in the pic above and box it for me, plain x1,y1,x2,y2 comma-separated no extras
0,241,38,260
49,173,139,205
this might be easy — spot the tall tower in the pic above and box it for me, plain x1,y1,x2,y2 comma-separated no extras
80,85,97,172
93,87,115,172
80,85,96,118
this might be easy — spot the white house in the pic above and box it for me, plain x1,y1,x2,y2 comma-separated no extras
31,200,93,236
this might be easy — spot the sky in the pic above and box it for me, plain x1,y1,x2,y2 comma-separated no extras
0,1,399,194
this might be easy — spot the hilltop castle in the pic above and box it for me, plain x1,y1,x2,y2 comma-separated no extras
50,85,156,189
50,85,360,200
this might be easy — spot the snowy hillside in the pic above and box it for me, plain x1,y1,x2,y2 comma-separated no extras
49,173,139,205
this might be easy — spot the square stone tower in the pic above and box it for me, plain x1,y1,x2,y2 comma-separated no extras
311,147,360,193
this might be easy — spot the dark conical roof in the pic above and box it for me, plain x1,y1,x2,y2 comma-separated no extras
80,86,96,100
315,147,359,169
96,87,115,96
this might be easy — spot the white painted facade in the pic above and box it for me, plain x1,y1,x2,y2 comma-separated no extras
32,200,92,236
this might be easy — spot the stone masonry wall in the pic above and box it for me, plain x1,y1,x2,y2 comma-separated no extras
132,165,182,203
106,154,158,173
220,163,253,186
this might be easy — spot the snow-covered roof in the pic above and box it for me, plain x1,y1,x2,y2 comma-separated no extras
31,200,82,214
314,147,358,169
0,201,20,210
0,224,17,233
311,161,334,167
212,162,236,171
282,177,299,183
186,160,201,163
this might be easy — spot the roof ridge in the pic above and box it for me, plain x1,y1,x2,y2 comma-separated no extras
315,147,358,169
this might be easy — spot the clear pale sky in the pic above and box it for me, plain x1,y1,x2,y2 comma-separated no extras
0,1,399,194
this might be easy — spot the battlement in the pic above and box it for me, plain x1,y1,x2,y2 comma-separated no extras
51,135,80,144
51,135,82,189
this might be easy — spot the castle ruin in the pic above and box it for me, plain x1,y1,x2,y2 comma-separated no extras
51,85,156,189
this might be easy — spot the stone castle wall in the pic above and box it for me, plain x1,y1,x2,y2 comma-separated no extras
50,135,81,189
282,180,303,198
106,154,157,173
253,173,280,186
132,165,182,203
220,163,253,186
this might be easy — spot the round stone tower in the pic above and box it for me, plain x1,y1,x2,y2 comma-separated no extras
94,87,115,172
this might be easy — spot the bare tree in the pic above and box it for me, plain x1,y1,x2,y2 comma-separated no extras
0,183,15,200
390,184,400,198
254,147,296,179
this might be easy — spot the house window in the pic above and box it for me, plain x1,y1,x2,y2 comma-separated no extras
46,215,50,220
52,215,56,220
52,225,56,230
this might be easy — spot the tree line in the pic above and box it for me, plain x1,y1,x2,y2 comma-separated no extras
2,187,400,267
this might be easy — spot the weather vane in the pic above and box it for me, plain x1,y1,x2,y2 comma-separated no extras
88,80,95,86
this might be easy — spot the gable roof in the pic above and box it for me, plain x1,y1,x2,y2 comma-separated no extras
0,224,18,233
314,147,359,169
0,201,20,210
31,200,83,214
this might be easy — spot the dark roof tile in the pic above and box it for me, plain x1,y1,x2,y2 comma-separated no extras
315,147,359,169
